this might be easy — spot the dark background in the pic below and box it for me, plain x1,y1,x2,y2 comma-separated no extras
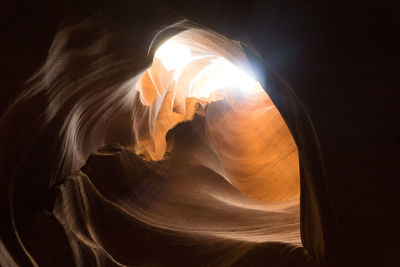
1,0,399,265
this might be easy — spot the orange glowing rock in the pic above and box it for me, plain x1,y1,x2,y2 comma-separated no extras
133,29,299,202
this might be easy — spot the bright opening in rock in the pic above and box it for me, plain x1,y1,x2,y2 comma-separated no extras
154,38,262,95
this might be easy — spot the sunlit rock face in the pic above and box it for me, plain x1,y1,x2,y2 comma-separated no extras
133,30,299,202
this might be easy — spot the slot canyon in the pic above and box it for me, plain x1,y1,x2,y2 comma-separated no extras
1,1,399,266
